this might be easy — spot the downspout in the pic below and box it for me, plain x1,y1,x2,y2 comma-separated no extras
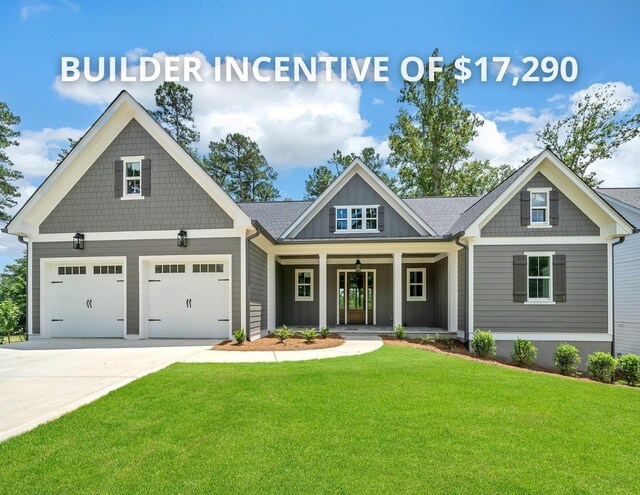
444,231,467,344
245,222,262,341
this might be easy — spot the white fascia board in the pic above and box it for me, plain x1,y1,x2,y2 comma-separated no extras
6,92,252,237
272,241,457,256
468,150,633,238
282,159,436,238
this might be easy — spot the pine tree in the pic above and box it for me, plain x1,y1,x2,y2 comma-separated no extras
0,102,23,222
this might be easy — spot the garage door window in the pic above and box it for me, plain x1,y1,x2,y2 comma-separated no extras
155,264,186,274
57,266,86,275
93,265,123,275
193,263,224,273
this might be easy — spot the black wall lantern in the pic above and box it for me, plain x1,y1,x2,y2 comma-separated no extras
73,233,85,250
177,229,188,248
355,258,362,274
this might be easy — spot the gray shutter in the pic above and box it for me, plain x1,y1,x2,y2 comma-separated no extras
114,160,123,197
520,190,530,226
141,159,151,197
513,255,527,302
553,255,567,302
549,190,559,225
378,206,385,232
329,207,336,233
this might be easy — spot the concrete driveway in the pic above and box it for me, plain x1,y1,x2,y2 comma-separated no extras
0,338,219,442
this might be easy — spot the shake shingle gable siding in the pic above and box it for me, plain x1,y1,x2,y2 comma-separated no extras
481,173,600,237
40,119,233,233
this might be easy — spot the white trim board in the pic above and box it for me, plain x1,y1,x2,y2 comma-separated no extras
491,333,612,342
281,158,436,238
473,236,609,245
275,255,448,265
31,229,244,243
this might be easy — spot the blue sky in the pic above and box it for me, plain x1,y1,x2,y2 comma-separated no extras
1,0,639,267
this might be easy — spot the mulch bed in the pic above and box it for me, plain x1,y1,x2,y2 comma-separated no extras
213,334,344,351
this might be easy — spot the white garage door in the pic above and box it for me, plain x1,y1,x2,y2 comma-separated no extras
146,261,231,338
48,262,125,337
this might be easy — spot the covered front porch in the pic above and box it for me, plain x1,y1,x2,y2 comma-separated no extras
266,248,462,336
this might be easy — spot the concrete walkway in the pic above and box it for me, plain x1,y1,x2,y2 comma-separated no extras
0,338,218,442
182,334,383,363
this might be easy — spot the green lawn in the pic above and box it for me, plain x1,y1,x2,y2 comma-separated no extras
2,346,639,494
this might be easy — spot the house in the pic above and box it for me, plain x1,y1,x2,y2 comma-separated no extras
596,188,640,356
4,91,634,368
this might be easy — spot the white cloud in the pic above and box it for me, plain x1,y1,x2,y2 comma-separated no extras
20,2,51,19
62,0,80,12
53,50,386,167
591,138,640,187
547,93,565,103
125,47,148,63
372,97,384,106
570,81,639,112
469,115,538,166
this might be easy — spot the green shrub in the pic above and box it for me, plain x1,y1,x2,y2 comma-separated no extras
471,329,496,358
319,326,330,339
442,338,456,351
232,328,246,345
393,325,406,340
511,338,538,367
298,328,317,343
554,343,581,375
617,354,640,386
586,352,617,382
273,325,295,343
419,335,435,345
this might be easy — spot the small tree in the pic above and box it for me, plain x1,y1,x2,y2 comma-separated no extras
0,299,21,344
0,101,23,222
152,82,200,153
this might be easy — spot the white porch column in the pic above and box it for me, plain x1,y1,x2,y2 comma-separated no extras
267,253,276,331
393,252,403,327
448,250,458,333
319,253,328,329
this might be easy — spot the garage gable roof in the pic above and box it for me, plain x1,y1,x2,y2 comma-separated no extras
5,91,252,236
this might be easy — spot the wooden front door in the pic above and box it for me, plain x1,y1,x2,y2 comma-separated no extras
338,270,375,325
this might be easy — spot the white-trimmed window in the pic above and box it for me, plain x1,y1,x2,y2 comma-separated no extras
335,205,378,232
123,156,144,198
295,269,314,301
406,268,426,301
527,254,552,302
529,188,550,226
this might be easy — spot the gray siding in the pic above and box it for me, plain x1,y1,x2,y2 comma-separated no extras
458,250,466,333
275,261,284,327
295,174,421,239
481,172,599,237
40,119,233,233
280,265,319,326
402,261,447,328
613,202,640,354
248,242,268,338
496,340,610,371
474,244,608,334
32,238,241,335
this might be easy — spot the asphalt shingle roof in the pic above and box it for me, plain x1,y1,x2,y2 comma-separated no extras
403,197,480,235
597,188,640,210
239,201,311,238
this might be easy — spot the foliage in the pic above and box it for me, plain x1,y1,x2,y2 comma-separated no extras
56,138,79,165
442,338,456,351
471,329,496,358
393,325,406,340
419,335,435,345
304,147,396,199
445,160,515,196
0,254,26,332
586,352,617,383
0,299,21,344
203,133,279,201
298,328,317,343
319,326,330,339
511,338,538,367
232,328,246,345
273,325,295,343
553,343,581,376
0,101,23,222
537,83,640,187
151,82,200,153
388,48,483,197
617,354,640,386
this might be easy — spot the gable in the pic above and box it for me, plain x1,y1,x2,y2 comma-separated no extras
481,172,599,237
295,174,420,239
39,119,233,233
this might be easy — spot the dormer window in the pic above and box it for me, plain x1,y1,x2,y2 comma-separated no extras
335,205,379,233
122,156,144,199
529,188,550,227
